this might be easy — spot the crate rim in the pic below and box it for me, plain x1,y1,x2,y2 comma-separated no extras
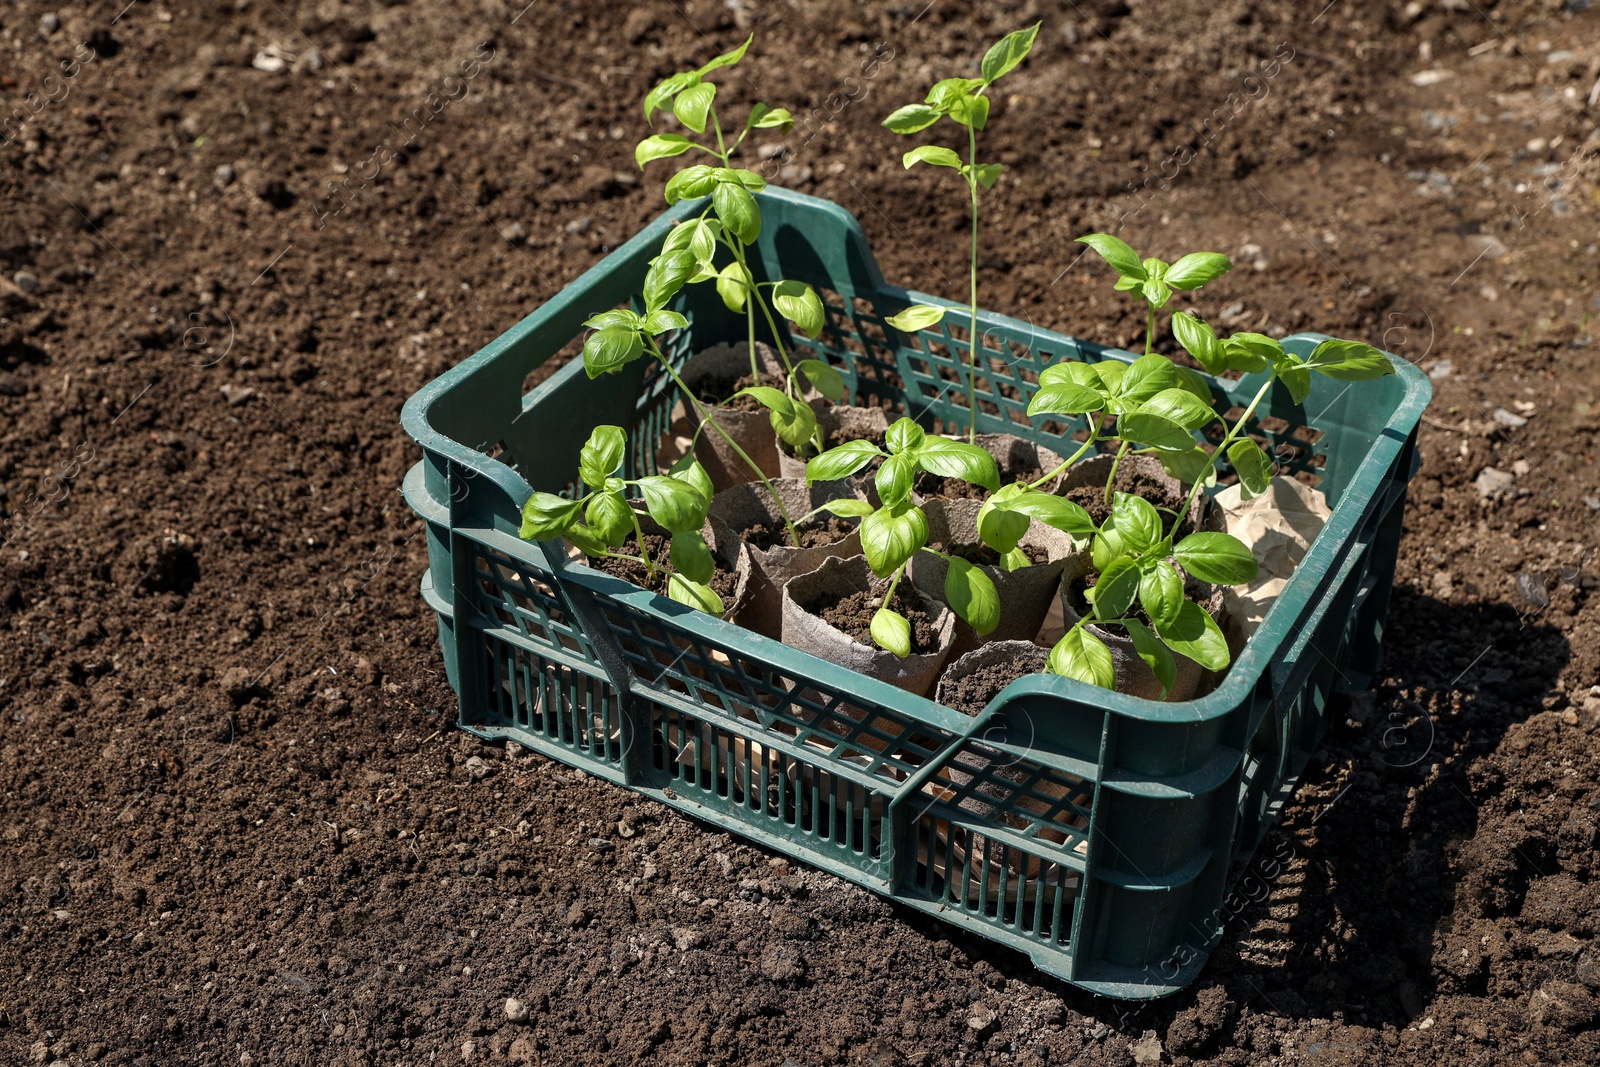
400,186,1432,727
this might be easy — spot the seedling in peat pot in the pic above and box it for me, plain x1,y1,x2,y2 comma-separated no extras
1027,233,1400,692
519,425,724,614
587,34,848,544
881,22,1041,443
804,416,1002,656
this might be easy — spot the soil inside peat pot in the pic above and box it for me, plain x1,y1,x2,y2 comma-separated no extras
943,540,1050,568
586,532,739,605
1063,460,1199,538
741,515,857,552
694,370,787,414
800,580,942,656
938,643,1051,716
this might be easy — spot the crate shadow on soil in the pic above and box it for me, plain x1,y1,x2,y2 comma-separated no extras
885,588,1570,1033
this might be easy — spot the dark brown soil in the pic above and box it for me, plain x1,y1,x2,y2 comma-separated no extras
587,533,737,606
801,581,941,656
940,647,1051,716
1065,462,1198,538
916,463,1044,501
693,371,786,414
945,540,1049,568
3,2,1599,1065
740,515,855,552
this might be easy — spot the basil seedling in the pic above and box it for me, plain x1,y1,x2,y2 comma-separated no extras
881,22,1040,444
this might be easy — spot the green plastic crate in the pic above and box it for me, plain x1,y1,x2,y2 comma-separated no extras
400,187,1429,998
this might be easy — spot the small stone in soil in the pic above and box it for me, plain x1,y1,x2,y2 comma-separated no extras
806,582,940,654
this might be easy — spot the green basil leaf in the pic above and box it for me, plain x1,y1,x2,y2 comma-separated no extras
903,144,963,170
796,358,846,403
1090,525,1125,572
769,392,818,450
1047,627,1115,689
635,133,694,169
747,102,794,131
806,439,883,484
875,451,917,508
582,309,639,330
1001,546,1031,572
663,164,719,203
1305,338,1396,381
1157,600,1230,671
584,490,633,549
641,309,688,336
1040,361,1103,390
1138,387,1216,430
643,249,698,312
1138,560,1184,633
697,33,752,75
564,523,609,558
980,22,1040,84
1159,446,1219,487
1118,354,1180,404
915,439,1000,491
1170,310,1228,375
992,489,1097,538
1165,252,1233,291
582,326,644,378
870,606,912,659
1076,233,1145,279
734,385,795,419
885,303,948,332
949,92,990,131
925,77,984,110
1092,557,1140,621
815,498,875,519
1276,362,1312,405
1109,492,1163,553
635,475,708,535
976,497,1031,555
860,502,928,578
885,417,925,455
1222,333,1281,373
1227,438,1273,498
722,167,768,192
520,492,583,541
1173,531,1258,586
711,181,761,244
669,529,715,584
945,556,1000,636
1116,409,1195,452
667,572,724,615
644,71,699,124
772,280,825,339
578,425,627,488
715,260,752,313
882,103,941,134
673,80,717,134
667,454,715,504
1124,619,1177,698
1028,381,1104,417
1141,276,1173,309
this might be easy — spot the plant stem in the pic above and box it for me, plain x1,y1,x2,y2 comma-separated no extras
1028,430,1102,490
1103,439,1132,506
1145,302,1155,358
626,508,657,581
883,561,906,604
651,345,803,547
1167,375,1276,545
965,120,981,444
